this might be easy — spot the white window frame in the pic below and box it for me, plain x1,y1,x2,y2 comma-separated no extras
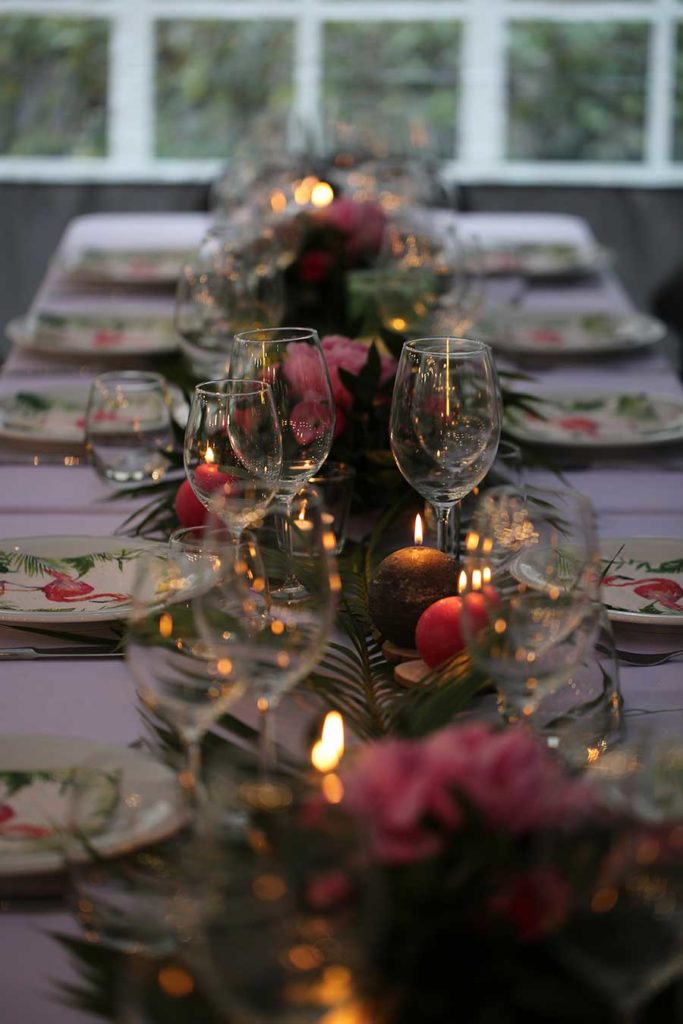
0,0,681,186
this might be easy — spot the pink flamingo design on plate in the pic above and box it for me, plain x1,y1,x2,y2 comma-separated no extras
0,569,129,605
602,574,683,613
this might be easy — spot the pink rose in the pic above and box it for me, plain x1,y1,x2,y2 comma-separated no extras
319,199,387,261
321,335,396,411
343,723,597,865
343,739,462,864
299,249,335,284
289,399,335,445
488,867,571,942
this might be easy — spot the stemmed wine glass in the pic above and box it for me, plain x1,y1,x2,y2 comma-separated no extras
458,485,601,734
125,545,249,805
230,327,335,598
389,337,501,556
195,487,340,791
183,378,283,546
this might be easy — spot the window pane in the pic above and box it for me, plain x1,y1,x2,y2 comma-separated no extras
674,24,683,161
323,21,461,158
0,16,108,157
155,19,295,159
507,21,648,161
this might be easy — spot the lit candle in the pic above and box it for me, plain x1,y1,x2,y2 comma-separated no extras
311,711,345,804
368,515,459,649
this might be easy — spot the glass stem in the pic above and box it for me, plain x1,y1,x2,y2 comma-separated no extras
181,735,203,811
258,697,275,782
432,504,451,554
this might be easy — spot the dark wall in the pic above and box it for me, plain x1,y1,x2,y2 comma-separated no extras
0,183,208,351
1,182,682,353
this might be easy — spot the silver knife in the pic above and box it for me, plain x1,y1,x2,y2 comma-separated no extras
0,646,123,660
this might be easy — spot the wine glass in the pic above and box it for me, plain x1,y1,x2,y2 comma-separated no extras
459,485,601,733
175,223,285,379
389,337,501,556
183,378,283,546
195,487,340,790
230,326,335,598
126,545,249,803
376,216,460,337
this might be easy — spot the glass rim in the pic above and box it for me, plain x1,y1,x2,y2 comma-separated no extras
309,460,357,482
233,326,319,345
403,337,492,357
92,370,167,386
194,377,271,397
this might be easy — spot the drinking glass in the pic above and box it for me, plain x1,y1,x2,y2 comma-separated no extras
308,460,356,554
459,485,601,732
126,546,249,802
389,338,501,556
183,378,283,544
175,223,285,379
230,327,335,598
195,487,339,787
85,372,174,485
376,217,460,337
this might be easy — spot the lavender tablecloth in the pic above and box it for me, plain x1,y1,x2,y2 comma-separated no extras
0,210,681,1024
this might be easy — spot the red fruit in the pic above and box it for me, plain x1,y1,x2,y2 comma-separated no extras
174,479,206,528
415,591,494,669
194,463,230,493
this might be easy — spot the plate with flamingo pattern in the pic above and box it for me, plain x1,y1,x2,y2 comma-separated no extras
601,538,683,626
0,536,164,624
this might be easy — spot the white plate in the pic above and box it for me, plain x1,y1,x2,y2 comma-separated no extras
476,310,666,356
0,735,184,885
600,538,683,627
477,241,608,279
505,390,683,448
0,383,188,448
6,313,178,358
64,247,194,285
0,384,92,446
0,536,164,624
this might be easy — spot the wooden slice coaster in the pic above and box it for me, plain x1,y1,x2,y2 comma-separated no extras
394,659,430,688
382,640,419,664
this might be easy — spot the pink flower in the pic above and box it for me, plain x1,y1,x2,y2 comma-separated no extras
289,399,335,445
305,869,354,910
488,867,571,942
299,249,335,284
343,723,597,865
318,199,387,261
321,335,396,411
343,739,462,864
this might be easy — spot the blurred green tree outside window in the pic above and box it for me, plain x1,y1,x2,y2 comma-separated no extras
507,21,649,161
323,21,461,159
674,23,683,161
0,16,108,157
155,19,295,159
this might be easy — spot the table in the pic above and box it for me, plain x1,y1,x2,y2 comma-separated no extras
1,210,682,1024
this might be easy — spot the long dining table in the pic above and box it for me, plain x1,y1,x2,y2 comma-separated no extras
0,209,682,1024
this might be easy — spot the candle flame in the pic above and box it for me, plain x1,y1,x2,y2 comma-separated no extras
457,569,468,594
311,181,334,208
414,514,424,546
311,712,345,772
205,445,215,464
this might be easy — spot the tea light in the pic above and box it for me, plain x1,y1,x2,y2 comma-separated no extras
368,515,458,647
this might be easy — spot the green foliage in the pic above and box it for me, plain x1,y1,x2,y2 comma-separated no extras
508,21,648,162
0,16,107,156
155,19,295,159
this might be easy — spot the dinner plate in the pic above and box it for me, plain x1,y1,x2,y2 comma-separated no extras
476,310,666,356
505,390,683,447
600,538,683,627
476,241,608,279
0,536,164,624
63,246,194,285
0,735,184,887
6,312,178,358
0,383,188,448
